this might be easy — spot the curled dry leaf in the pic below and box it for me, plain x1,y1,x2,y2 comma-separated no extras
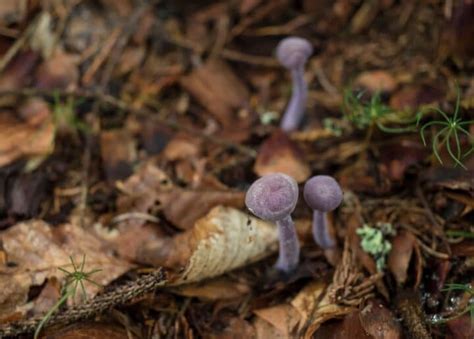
137,206,278,284
254,129,310,183
387,230,418,285
0,220,131,320
0,111,54,167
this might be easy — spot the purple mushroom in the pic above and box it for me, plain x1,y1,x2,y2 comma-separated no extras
303,175,343,249
276,36,313,132
245,173,300,272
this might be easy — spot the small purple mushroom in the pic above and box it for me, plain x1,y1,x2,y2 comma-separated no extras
303,175,343,249
276,36,313,132
245,173,300,272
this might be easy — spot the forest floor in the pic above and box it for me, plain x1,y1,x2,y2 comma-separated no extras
0,0,473,338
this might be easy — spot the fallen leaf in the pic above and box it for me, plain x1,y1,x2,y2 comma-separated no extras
100,129,136,182
446,314,474,339
314,310,371,339
0,111,54,167
387,230,417,285
162,133,202,161
156,189,245,230
0,51,39,92
137,206,278,284
254,304,300,338
254,129,310,183
355,70,398,93
180,58,250,139
0,220,131,319
43,322,129,339
35,50,79,90
170,276,250,300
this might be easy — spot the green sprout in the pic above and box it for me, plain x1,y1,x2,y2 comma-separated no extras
417,87,474,169
52,93,89,135
356,222,395,271
34,255,102,339
343,89,416,136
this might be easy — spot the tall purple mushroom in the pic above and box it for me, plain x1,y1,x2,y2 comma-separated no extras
303,175,343,249
276,36,313,132
245,173,300,272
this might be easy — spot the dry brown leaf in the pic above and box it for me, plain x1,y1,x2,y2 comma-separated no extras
100,129,136,182
355,70,398,93
156,189,245,230
35,50,79,90
0,111,54,167
137,206,278,284
314,311,371,339
0,220,131,320
0,52,39,92
387,230,417,285
43,322,129,339
219,318,256,339
180,58,250,137
170,276,250,300
162,133,202,161
254,304,300,338
254,129,310,183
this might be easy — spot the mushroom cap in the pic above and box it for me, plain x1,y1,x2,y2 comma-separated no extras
276,36,313,69
245,173,298,221
303,175,343,212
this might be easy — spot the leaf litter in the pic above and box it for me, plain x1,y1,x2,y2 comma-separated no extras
0,0,473,338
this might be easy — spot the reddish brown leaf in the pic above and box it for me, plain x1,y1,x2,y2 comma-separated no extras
35,50,79,90
43,322,129,339
387,230,417,285
254,129,310,183
180,59,250,138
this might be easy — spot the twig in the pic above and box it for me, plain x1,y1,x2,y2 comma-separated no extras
0,88,257,157
0,268,167,337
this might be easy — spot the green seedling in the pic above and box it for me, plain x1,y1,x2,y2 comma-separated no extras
417,87,474,169
343,89,416,138
446,230,474,239
356,222,395,271
52,93,89,135
34,255,102,339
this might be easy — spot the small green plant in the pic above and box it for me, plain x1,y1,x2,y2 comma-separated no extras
356,222,396,271
446,229,474,239
343,89,416,135
34,255,101,339
52,93,89,135
417,87,474,169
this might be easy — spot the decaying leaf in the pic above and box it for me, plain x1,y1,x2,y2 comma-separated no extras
254,129,310,183
137,206,278,284
180,58,250,139
387,230,417,285
359,299,402,339
170,276,250,300
0,111,54,167
0,220,131,320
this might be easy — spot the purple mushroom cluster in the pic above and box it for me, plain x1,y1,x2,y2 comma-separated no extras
245,172,343,273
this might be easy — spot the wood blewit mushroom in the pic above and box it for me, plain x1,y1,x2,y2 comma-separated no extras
276,36,313,132
245,173,300,272
303,175,343,249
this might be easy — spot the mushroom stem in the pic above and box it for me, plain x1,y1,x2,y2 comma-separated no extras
275,214,300,272
281,65,307,132
312,210,335,249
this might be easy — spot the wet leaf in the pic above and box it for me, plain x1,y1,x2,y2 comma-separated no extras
359,299,402,339
100,129,136,182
